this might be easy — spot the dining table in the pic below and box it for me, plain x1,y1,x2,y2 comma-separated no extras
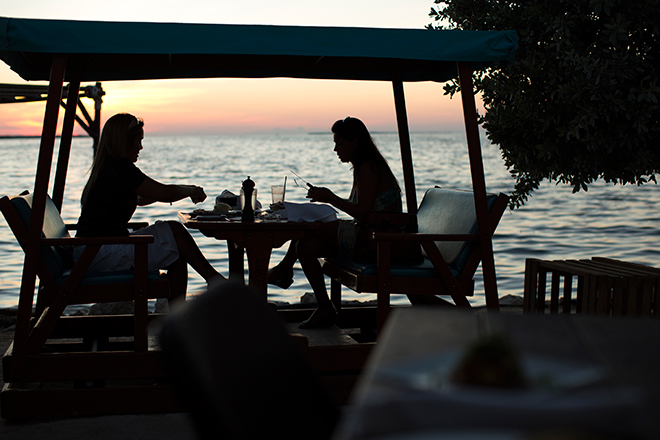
333,308,660,439
179,210,326,299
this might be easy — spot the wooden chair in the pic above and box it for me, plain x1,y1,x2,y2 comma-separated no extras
322,188,509,331
0,191,174,419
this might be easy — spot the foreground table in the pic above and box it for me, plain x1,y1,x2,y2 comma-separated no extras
335,308,660,439
179,212,324,298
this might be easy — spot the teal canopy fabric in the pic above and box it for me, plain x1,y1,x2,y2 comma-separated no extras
0,17,517,82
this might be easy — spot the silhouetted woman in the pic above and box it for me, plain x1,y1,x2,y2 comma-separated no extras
75,113,224,302
268,117,401,327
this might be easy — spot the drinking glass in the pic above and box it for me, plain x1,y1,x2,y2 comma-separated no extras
271,185,285,204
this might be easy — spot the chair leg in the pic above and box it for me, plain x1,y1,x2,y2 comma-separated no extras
34,285,52,316
376,290,390,334
375,240,394,334
134,293,148,352
330,278,342,313
133,242,149,352
451,292,471,308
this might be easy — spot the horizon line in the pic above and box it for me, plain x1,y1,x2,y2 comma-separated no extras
0,129,468,139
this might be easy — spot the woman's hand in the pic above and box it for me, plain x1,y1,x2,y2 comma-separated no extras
306,186,334,203
186,185,207,204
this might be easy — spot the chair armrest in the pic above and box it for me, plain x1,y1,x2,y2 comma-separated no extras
41,235,155,246
66,221,149,231
373,232,478,242
364,212,417,225
127,222,149,231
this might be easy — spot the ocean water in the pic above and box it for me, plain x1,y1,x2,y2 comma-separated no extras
1,132,659,309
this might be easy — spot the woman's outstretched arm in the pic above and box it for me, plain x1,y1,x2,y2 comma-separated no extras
135,176,207,205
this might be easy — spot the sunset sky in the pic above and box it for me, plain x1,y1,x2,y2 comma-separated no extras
0,1,469,136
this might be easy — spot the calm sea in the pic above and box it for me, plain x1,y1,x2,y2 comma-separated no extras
1,132,658,309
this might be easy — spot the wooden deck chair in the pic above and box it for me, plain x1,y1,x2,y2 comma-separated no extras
0,191,170,353
159,280,340,440
322,188,509,331
0,191,177,419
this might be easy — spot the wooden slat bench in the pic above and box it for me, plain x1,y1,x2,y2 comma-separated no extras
523,257,660,317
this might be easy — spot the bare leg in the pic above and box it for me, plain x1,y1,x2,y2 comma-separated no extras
297,235,331,304
267,240,298,288
296,223,339,328
278,240,299,268
167,221,223,283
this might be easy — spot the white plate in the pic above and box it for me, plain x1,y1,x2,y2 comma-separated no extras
376,348,606,394
353,351,641,438
195,214,226,221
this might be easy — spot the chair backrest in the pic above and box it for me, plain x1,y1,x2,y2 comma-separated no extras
417,188,498,272
6,192,72,278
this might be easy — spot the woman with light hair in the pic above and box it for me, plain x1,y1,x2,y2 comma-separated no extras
75,113,224,301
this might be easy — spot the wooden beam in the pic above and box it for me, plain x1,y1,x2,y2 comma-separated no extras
0,84,50,103
91,82,103,153
0,82,103,149
391,72,417,214
12,55,67,374
52,72,81,212
457,61,499,310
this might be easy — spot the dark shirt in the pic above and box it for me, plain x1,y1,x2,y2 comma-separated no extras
76,157,146,237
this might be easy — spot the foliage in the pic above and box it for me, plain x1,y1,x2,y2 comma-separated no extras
428,0,660,207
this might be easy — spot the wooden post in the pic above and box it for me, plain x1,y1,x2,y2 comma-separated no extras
92,82,103,154
391,72,417,214
52,72,81,212
12,55,67,371
457,61,499,310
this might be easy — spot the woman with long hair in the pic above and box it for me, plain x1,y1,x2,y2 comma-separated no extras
268,116,402,328
75,113,224,302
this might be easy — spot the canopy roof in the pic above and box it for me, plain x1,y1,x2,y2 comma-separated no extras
0,17,517,83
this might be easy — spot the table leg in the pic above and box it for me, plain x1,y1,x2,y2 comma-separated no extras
245,234,273,300
227,241,245,285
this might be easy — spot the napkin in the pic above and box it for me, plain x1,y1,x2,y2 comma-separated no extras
284,202,337,222
216,189,261,210
216,190,239,210
216,189,236,200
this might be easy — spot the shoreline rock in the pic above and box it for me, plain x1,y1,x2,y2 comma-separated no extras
0,308,17,330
